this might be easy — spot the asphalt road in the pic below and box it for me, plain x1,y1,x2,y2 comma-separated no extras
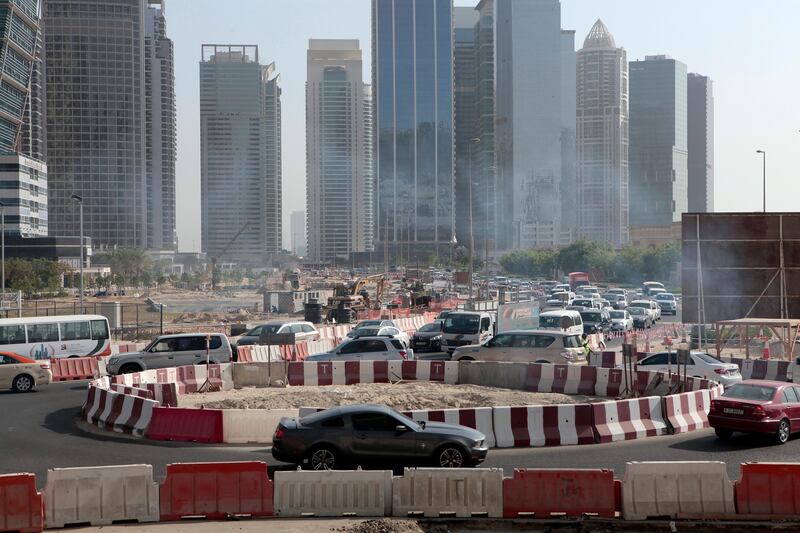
2,374,798,485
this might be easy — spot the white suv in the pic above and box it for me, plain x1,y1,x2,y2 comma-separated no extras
628,300,659,322
236,320,319,346
306,337,413,361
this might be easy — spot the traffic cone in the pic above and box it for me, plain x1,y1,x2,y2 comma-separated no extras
763,339,771,360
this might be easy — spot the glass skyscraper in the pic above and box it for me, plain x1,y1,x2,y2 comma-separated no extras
629,55,688,229
0,0,48,237
687,73,714,213
372,0,455,257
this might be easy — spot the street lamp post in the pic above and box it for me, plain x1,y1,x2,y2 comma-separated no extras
756,150,766,213
71,194,84,313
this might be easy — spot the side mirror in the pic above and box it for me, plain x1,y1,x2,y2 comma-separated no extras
395,425,408,432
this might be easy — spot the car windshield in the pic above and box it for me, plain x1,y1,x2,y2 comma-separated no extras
247,324,279,336
443,315,480,334
418,323,441,333
353,328,380,337
610,311,625,319
539,315,571,328
580,312,601,322
655,294,675,301
574,300,592,307
355,321,381,329
723,384,776,401
628,302,647,309
629,307,645,315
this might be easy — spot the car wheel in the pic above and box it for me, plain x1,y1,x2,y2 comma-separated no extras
534,360,552,364
436,445,469,468
12,374,34,393
119,364,141,375
308,446,338,470
776,419,791,445
714,428,733,440
457,356,475,362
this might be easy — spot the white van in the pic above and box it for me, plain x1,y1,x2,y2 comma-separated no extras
537,310,584,337
441,311,494,354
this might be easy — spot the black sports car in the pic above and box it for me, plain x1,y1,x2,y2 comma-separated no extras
272,404,488,470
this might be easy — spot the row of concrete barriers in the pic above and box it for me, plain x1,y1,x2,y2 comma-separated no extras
5,460,800,530
590,350,795,382
86,360,722,447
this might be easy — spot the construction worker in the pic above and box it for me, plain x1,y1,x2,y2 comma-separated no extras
581,333,591,357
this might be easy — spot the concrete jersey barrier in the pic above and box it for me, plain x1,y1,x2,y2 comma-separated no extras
492,404,595,448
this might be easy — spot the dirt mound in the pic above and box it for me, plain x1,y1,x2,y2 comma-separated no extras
335,519,424,533
180,382,604,411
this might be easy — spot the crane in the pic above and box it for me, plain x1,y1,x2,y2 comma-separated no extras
206,221,250,291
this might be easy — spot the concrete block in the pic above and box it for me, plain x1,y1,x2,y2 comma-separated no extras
457,361,529,390
222,409,298,443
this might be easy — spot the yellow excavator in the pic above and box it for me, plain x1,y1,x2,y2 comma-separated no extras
326,274,387,322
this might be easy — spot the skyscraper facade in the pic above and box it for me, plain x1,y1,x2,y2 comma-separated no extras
200,45,282,266
372,0,455,258
559,29,577,241
495,0,574,250
576,19,629,245
144,0,176,250
43,0,175,249
687,73,714,213
474,0,497,251
0,0,48,236
453,6,478,249
629,55,688,229
306,39,372,262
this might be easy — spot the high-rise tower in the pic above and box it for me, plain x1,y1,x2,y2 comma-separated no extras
200,45,282,265
306,39,372,262
687,73,714,213
576,19,629,245
629,55,688,230
372,0,455,259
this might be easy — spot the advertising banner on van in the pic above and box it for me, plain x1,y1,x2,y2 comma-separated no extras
497,301,540,333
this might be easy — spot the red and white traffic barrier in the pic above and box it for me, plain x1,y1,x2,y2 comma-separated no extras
286,360,458,387
593,396,667,443
663,389,711,434
492,404,595,448
403,407,496,448
83,384,158,437
524,364,597,395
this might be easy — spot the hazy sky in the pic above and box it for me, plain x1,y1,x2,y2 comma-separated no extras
169,0,800,252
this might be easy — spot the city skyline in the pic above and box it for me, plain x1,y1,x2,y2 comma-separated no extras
40,0,797,253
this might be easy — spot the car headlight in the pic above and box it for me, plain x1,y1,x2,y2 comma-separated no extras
108,357,119,364
474,438,485,448
561,352,575,361
431,335,442,341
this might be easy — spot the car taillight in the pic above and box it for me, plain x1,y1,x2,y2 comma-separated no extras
714,368,725,374
752,405,766,418
399,350,408,360
40,364,50,370
274,426,285,440
709,401,719,413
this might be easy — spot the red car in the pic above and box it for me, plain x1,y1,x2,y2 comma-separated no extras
709,380,800,444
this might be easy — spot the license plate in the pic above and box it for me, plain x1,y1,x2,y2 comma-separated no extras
723,408,744,415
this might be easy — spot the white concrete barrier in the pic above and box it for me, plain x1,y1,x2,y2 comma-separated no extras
43,464,159,528
221,409,299,443
393,468,503,517
274,470,392,517
621,461,735,520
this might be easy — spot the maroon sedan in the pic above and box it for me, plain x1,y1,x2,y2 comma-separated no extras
709,380,800,444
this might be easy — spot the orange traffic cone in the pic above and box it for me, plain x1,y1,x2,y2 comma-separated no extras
762,339,771,360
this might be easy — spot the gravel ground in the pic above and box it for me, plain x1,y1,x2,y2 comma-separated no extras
179,382,605,411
